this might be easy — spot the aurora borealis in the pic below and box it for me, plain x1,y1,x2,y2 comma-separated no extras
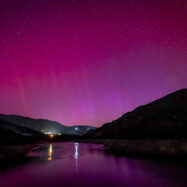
0,0,187,126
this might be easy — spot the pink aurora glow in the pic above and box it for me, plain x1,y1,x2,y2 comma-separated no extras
0,0,187,126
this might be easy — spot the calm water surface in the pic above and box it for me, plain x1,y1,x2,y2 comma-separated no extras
0,142,187,187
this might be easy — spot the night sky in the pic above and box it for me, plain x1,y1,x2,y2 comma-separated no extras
0,0,187,127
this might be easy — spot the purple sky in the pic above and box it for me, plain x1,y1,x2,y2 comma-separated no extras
0,0,187,127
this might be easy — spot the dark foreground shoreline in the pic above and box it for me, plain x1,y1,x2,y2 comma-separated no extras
77,139,187,159
104,139,187,158
0,144,37,170
0,144,36,160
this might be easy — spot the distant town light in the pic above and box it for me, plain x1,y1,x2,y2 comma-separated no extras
75,127,79,131
50,134,54,138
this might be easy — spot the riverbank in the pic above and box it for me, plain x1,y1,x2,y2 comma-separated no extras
77,139,187,158
0,144,36,161
104,139,187,158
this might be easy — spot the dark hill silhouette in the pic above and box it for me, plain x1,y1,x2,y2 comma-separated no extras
0,115,96,136
0,120,43,146
0,119,42,136
86,88,187,139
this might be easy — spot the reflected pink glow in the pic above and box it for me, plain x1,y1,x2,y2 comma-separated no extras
0,142,187,187
0,0,187,126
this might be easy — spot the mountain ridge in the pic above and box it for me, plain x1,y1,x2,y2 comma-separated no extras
0,114,96,136
85,88,187,139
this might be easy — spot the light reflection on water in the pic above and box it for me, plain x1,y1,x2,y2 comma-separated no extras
47,142,79,167
48,144,53,161
74,142,79,170
1,142,187,187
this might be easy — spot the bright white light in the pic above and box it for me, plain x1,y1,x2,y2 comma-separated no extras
74,127,79,131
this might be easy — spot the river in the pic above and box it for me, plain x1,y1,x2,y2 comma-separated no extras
0,142,187,187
